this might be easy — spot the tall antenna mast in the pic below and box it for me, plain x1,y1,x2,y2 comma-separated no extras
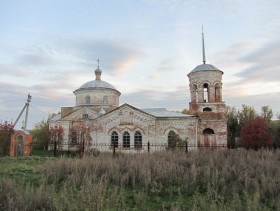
202,25,206,64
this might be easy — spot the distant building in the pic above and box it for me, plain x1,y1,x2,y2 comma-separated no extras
50,36,227,152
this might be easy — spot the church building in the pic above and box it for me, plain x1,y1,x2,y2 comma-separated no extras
50,34,227,152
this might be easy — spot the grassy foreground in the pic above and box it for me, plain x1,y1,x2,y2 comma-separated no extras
0,149,280,210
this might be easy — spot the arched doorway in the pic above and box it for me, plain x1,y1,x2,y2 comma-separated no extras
202,128,216,147
16,135,24,156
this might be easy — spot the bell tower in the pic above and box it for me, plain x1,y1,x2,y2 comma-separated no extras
187,28,227,146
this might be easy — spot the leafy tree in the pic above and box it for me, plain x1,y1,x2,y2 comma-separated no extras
0,121,14,156
273,113,280,148
167,132,187,151
238,104,257,126
240,117,273,150
261,105,273,122
29,120,49,150
226,106,239,148
49,125,64,157
69,120,93,157
181,108,190,115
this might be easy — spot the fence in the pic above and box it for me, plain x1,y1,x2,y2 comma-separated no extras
32,142,228,157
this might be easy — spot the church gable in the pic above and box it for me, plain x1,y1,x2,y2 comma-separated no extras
61,107,98,121
96,104,156,135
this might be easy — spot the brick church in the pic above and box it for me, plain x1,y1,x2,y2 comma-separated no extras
50,34,227,151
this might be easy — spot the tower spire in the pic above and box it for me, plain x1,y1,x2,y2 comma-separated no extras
95,58,102,80
202,25,206,64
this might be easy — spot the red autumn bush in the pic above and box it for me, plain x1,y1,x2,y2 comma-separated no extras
240,117,273,150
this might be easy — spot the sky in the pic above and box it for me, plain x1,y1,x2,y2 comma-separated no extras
0,0,280,129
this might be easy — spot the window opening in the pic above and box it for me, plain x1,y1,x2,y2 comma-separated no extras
103,96,108,104
111,131,118,148
168,130,176,148
123,131,130,148
193,84,198,103
203,107,212,112
71,131,77,144
203,83,209,102
215,83,220,102
134,131,142,149
83,114,89,119
85,95,90,104
202,128,215,134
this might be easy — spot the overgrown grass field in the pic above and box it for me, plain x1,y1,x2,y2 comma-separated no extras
1,149,280,210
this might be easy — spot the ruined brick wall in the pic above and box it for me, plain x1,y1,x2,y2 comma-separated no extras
188,69,227,146
188,70,223,104
10,131,32,157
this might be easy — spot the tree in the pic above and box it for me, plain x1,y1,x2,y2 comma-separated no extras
181,108,190,115
0,121,14,156
29,119,49,150
238,104,257,126
49,124,64,157
261,105,273,122
167,132,187,151
69,120,93,157
240,117,273,150
273,113,280,148
226,106,239,148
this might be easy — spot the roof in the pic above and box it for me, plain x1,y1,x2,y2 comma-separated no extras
188,63,223,75
78,80,117,90
50,113,61,122
141,108,193,118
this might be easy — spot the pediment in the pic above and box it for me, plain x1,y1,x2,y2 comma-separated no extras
96,103,156,127
61,107,98,121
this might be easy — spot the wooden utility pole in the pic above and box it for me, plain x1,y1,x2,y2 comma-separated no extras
13,93,32,130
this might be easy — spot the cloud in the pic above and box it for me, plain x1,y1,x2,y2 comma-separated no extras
17,53,57,66
121,85,189,110
156,58,176,72
52,36,145,75
235,41,280,82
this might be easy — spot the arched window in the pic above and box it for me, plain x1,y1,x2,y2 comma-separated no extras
16,135,24,157
192,84,198,103
71,131,77,144
203,83,209,102
103,96,108,104
203,128,215,134
203,107,212,112
168,130,176,148
82,114,89,119
134,131,142,149
123,131,130,148
85,95,90,104
215,83,221,102
111,131,118,148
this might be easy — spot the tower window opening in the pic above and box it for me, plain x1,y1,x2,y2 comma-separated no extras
203,107,212,112
203,83,209,102
215,83,221,102
85,95,90,104
103,96,108,104
203,128,215,134
192,84,198,103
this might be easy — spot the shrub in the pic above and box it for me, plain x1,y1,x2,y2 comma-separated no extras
240,117,273,150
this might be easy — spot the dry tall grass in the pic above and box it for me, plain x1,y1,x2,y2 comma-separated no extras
1,149,280,210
